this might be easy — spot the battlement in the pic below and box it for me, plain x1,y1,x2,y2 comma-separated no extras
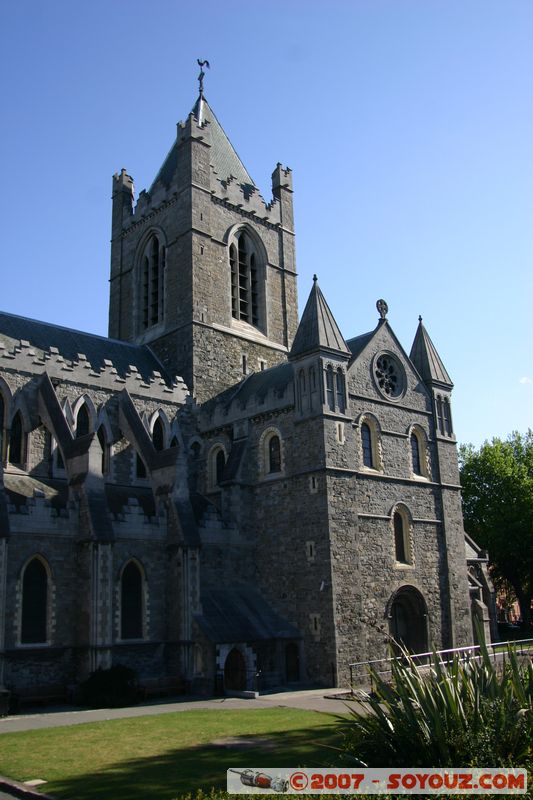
0,338,189,403
7,490,165,538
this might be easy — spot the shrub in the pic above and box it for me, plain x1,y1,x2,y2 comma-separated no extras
342,640,532,769
78,664,139,708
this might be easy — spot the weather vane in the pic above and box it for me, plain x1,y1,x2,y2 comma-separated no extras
197,59,210,96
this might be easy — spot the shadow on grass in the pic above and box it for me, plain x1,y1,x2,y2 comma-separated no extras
44,723,344,800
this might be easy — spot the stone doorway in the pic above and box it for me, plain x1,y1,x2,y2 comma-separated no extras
224,647,246,691
389,586,428,654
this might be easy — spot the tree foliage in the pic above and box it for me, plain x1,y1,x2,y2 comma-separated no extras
459,430,533,624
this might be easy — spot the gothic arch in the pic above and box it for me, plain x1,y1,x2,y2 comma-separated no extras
226,224,268,332
72,394,97,436
149,409,171,451
118,559,147,641
135,227,167,334
18,555,53,645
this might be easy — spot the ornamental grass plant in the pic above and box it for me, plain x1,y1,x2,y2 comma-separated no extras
342,638,533,770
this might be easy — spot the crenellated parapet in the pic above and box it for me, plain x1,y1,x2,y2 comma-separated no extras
0,339,188,402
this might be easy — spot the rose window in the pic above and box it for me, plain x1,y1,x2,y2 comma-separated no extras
374,354,403,398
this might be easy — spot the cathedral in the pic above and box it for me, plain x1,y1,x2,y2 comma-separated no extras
0,81,493,698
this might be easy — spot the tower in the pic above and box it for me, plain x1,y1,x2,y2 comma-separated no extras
109,91,298,403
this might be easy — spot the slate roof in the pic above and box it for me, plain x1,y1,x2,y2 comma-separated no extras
346,329,375,360
152,95,255,191
289,279,350,359
224,362,293,408
409,319,453,387
197,586,300,643
0,311,171,384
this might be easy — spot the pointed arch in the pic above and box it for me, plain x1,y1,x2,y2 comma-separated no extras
259,427,284,478
119,559,146,640
0,379,11,462
8,410,25,466
227,225,267,332
149,409,170,452
73,394,97,437
20,555,51,644
137,229,166,333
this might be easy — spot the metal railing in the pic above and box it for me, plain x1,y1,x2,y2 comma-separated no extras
348,638,533,691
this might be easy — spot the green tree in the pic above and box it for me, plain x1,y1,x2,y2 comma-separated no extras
459,430,533,625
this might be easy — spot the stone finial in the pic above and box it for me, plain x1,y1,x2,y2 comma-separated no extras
313,274,318,284
376,299,388,320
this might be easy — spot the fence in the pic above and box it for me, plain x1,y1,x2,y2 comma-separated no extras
348,638,533,691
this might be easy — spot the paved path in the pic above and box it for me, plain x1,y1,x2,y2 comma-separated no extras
0,687,358,735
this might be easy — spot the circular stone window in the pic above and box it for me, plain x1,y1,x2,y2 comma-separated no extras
373,353,405,400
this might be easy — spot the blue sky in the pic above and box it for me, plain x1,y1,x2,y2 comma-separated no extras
1,1,532,447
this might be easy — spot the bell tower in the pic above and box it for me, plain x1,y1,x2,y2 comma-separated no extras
108,78,298,403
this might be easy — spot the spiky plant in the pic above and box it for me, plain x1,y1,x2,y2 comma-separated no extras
342,639,532,768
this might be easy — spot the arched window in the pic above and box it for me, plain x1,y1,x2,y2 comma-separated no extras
208,445,227,490
325,366,335,411
436,395,444,435
141,234,165,330
411,432,422,476
216,448,226,485
97,426,109,474
268,435,281,474
393,509,412,565
152,417,165,452
336,368,346,414
230,230,262,327
21,558,48,644
121,561,144,640
443,398,453,436
170,435,179,449
76,403,90,438
9,411,24,466
361,423,373,468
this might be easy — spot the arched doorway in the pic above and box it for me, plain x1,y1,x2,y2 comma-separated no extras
285,642,300,682
224,648,246,691
388,586,428,654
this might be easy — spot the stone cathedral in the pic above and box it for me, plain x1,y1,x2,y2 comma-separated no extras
0,84,493,699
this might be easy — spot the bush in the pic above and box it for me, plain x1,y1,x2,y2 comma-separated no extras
342,640,532,769
78,664,139,708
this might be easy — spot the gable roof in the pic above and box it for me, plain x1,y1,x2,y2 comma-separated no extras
289,278,350,359
152,95,255,191
0,310,171,384
409,318,453,387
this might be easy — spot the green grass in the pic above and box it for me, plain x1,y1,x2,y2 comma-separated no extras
0,708,344,800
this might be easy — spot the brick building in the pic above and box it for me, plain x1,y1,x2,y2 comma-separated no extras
0,88,493,696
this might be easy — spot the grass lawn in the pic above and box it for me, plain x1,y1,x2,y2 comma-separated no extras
0,708,345,799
